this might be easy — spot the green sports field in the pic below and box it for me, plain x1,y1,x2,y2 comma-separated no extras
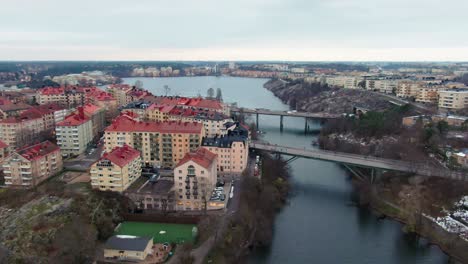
115,221,197,244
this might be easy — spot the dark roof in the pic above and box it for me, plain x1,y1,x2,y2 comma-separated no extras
105,235,152,251
202,122,249,148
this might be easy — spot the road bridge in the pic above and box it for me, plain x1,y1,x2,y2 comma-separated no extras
250,141,467,181
230,107,341,132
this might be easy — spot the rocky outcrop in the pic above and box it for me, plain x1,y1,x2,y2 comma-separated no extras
264,79,392,114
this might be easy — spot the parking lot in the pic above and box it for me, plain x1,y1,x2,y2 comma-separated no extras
207,179,234,210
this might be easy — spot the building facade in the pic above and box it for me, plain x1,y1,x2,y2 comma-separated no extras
2,141,62,188
90,144,141,192
438,89,468,110
55,108,93,156
174,148,217,211
104,115,204,168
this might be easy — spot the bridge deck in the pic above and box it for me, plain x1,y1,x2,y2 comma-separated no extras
231,107,341,119
251,141,467,180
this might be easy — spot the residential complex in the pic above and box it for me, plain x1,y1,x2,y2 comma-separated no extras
81,103,106,139
104,115,204,168
366,79,399,94
2,141,62,188
90,144,141,192
174,147,217,211
325,76,363,89
55,108,93,156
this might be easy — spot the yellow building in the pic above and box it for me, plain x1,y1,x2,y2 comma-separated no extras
366,79,399,94
104,235,153,261
104,115,204,168
174,148,217,211
2,141,63,188
438,89,468,110
90,144,141,192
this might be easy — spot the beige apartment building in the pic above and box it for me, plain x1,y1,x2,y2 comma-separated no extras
90,144,141,192
438,89,468,110
366,79,399,94
2,141,63,188
201,123,249,173
55,108,93,156
416,87,439,104
81,103,106,139
174,148,217,211
396,81,423,98
325,76,364,89
104,115,204,168
37,87,86,107
107,84,133,106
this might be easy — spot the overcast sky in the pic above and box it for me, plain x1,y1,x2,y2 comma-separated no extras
1,0,468,61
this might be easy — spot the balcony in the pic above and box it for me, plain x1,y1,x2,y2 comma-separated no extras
20,164,31,169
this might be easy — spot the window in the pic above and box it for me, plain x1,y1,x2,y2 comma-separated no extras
187,165,195,175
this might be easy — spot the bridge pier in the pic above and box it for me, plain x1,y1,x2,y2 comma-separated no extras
280,115,284,132
256,113,259,130
304,118,308,134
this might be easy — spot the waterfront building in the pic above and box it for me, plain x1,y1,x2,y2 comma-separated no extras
438,88,468,110
55,108,93,156
90,144,141,192
174,148,217,211
104,115,204,168
201,123,249,173
2,141,62,188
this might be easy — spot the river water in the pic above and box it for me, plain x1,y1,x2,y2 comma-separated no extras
123,76,448,264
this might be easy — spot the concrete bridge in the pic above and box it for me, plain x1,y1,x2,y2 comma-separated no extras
250,141,467,181
230,107,341,132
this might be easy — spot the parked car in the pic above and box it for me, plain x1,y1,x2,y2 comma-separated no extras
216,181,225,187
220,194,226,201
215,187,224,191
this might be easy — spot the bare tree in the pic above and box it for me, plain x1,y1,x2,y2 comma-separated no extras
164,85,171,96
216,88,223,101
206,88,214,99
134,80,144,89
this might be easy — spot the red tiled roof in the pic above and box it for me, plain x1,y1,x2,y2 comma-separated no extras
0,107,46,124
0,98,32,112
56,111,90,126
147,96,223,110
105,115,203,134
101,144,140,167
176,148,217,169
147,103,175,113
0,140,8,149
17,141,60,161
38,87,65,95
82,103,103,115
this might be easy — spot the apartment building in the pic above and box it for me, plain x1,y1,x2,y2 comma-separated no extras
396,81,423,98
144,104,233,137
438,88,468,110
174,148,217,211
416,87,439,104
144,96,230,115
90,144,141,192
0,108,53,148
325,76,363,89
37,87,85,107
0,140,9,164
81,103,106,139
104,115,204,168
366,79,399,94
201,123,249,173
2,141,62,188
0,97,31,119
55,108,93,156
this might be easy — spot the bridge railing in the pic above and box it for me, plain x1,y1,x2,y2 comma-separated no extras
251,141,468,180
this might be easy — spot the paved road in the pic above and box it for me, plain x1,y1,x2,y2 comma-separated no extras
63,145,104,171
